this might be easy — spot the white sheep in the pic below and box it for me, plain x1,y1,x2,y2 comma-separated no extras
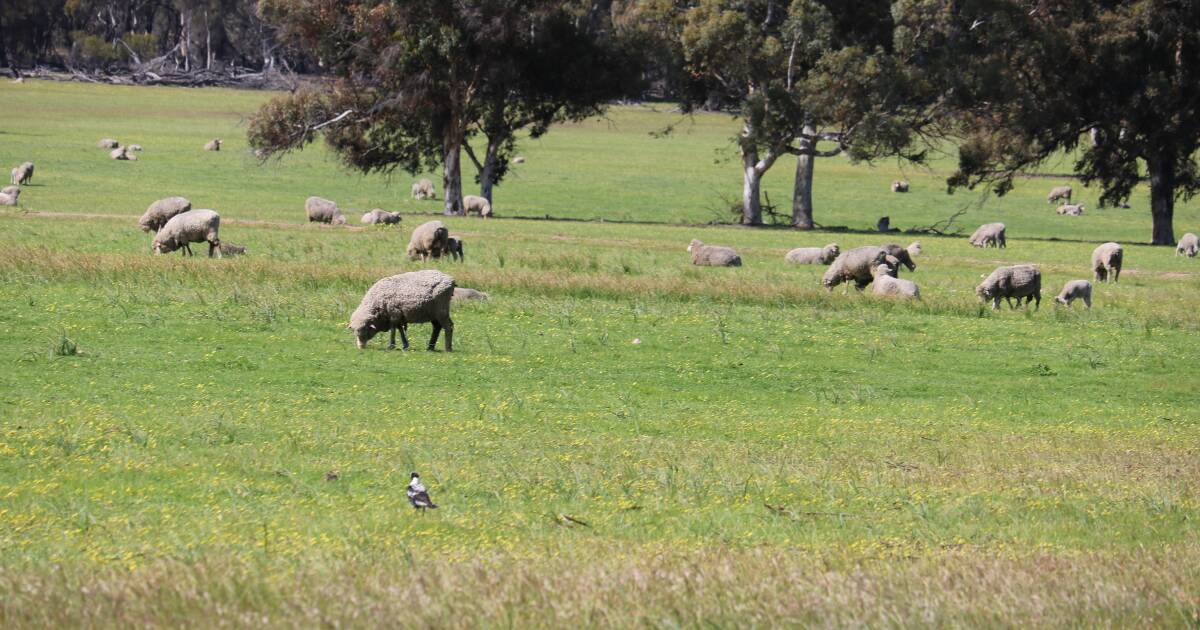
1056,203,1084,216
1,185,18,196
109,147,136,161
127,144,143,152
98,138,119,149
1047,185,1072,203
1092,242,1123,283
453,287,488,300
511,156,526,164
349,270,455,351
152,209,221,257
1175,233,1198,257
407,220,450,261
361,208,402,225
688,239,742,267
1055,280,1092,308
204,139,222,151
822,246,900,290
411,179,436,200
139,197,193,233
976,265,1041,310
891,180,909,193
968,222,1006,248
11,162,33,185
880,243,920,276
445,235,464,262
0,187,19,206
784,243,839,265
463,194,492,218
871,264,920,298
305,196,347,225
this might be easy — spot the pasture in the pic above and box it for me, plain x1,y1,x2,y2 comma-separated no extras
1,80,1199,627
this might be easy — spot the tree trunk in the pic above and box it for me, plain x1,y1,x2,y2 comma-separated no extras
791,124,816,229
1148,152,1176,245
741,148,764,226
479,138,500,204
442,127,465,215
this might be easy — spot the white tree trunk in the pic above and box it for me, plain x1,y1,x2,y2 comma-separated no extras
741,149,764,226
791,124,816,229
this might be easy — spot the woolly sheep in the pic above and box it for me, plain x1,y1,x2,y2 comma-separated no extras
871,264,920,298
361,208,402,225
784,243,839,265
968,222,1007,248
11,162,33,185
407,220,450,261
218,243,248,256
881,243,920,275
1047,185,1072,203
512,156,526,164
822,246,900,290
1,185,18,196
204,139,222,151
1092,242,1123,283
349,270,455,351
1175,233,1198,257
445,235,464,262
976,264,1041,310
127,144,143,152
463,194,492,218
0,187,18,206
139,197,193,233
1056,203,1084,216
411,179,436,200
891,180,909,193
109,147,136,161
98,138,119,149
305,196,347,225
688,239,742,267
152,209,221,257
1055,280,1092,308
453,287,489,301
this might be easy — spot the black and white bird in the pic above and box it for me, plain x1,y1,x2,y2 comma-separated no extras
406,472,438,511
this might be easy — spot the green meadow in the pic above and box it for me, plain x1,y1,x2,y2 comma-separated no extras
1,80,1198,627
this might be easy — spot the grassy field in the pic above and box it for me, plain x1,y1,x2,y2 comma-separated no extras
1,79,1199,626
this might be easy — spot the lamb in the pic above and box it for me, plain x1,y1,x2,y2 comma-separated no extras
204,139,222,151
976,264,1041,310
11,162,33,185
784,243,839,265
349,270,455,351
411,179,436,200
98,138,119,149
463,194,492,218
361,208,402,225
688,239,742,267
218,242,248,256
152,209,221,257
1055,280,1092,308
881,243,920,275
445,235,464,262
305,196,347,225
871,264,920,299
968,222,1007,248
891,180,909,193
139,196,193,233
821,246,901,290
453,287,489,301
1175,233,1198,257
407,220,450,261
1092,242,1123,283
0,187,18,206
1056,203,1085,216
1047,185,1072,203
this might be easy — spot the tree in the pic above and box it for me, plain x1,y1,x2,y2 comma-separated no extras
897,0,1200,245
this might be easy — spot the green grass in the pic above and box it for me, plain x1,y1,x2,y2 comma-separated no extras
1,79,1199,626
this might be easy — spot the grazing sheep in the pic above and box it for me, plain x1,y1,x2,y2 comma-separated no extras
968,222,1007,248
139,196,193,233
785,243,840,265
881,243,920,275
976,265,1041,310
349,270,455,351
891,180,909,193
1175,233,1198,257
871,264,920,299
98,138,119,149
1055,280,1092,308
0,187,18,206
360,208,402,225
1047,185,1072,203
204,139,222,151
407,220,450,261
445,235,464,262
305,196,347,225
152,209,221,257
463,194,493,218
1056,203,1085,216
688,239,742,267
127,144,143,152
218,243,248,256
1092,242,1123,283
411,179,436,200
822,246,900,290
453,287,489,301
11,162,33,185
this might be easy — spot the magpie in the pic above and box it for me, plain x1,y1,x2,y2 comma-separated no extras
407,472,438,510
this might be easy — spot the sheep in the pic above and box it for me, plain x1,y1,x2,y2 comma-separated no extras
361,208,402,225
512,156,526,164
11,162,33,185
688,239,742,267
407,220,450,261
871,264,920,299
1047,185,1072,203
445,235,464,262
453,287,489,301
98,138,119,149
1056,203,1085,216
463,194,493,218
784,243,839,265
1092,242,1123,283
1055,280,1092,308
976,264,1041,310
1175,233,1198,257
881,243,920,275
139,197,193,233
821,246,901,290
204,139,222,151
968,222,1007,248
127,144,143,152
891,180,909,193
109,147,137,161
218,242,248,256
349,269,455,351
152,209,221,257
305,196,347,225
0,187,18,206
411,179,436,200
1,185,18,196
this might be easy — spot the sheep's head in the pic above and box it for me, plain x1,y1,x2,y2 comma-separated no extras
349,307,383,349
824,244,840,258
976,283,993,300
873,264,894,279
907,242,922,257
151,239,171,255
687,239,702,253
332,214,347,226
1054,295,1069,305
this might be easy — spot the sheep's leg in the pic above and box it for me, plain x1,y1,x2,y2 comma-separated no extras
209,240,220,258
427,322,442,351
1084,295,1091,309
388,328,396,350
443,318,453,352
399,326,410,350
1032,293,1041,310
1113,266,1120,283
992,297,1000,310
